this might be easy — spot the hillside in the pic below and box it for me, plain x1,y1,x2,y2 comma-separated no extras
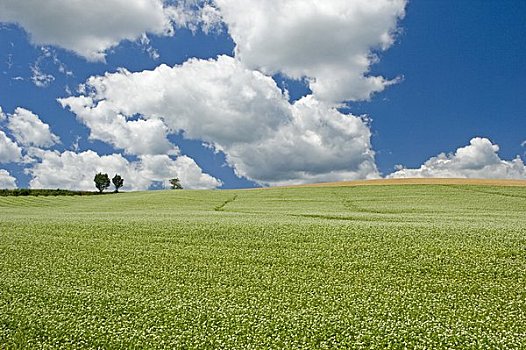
1,184,525,348
285,177,526,188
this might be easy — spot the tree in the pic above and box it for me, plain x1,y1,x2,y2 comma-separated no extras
169,177,183,190
112,174,124,193
94,173,110,193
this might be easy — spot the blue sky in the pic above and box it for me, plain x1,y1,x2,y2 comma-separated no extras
0,0,525,190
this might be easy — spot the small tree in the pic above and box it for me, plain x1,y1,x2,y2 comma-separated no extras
112,174,124,193
169,177,183,190
94,173,110,193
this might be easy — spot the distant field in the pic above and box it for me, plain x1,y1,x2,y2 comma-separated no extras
286,177,526,188
1,183,525,348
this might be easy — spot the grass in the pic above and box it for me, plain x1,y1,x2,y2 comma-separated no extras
0,183,525,348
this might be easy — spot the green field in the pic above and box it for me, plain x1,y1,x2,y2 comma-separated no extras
1,184,525,349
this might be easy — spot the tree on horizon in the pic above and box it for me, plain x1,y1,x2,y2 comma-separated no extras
112,174,124,193
94,173,110,193
169,178,183,190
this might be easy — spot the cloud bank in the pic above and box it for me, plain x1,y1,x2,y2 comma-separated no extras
0,130,23,163
389,138,526,179
216,0,406,103
2,0,412,188
60,56,380,186
26,150,221,191
0,106,220,190
7,108,60,148
0,169,17,189
0,0,182,61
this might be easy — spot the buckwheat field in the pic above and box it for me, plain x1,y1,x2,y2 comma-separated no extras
1,184,525,349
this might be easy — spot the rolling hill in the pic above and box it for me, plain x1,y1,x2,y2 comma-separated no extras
1,181,525,348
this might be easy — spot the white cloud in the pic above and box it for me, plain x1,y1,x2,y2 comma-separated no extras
30,47,72,87
225,96,379,185
26,149,221,191
59,55,379,185
214,0,406,103
389,138,526,179
140,154,223,189
139,35,160,60
200,3,223,33
31,65,55,87
59,94,177,156
170,1,223,34
0,169,17,189
1,0,407,188
0,130,23,163
0,107,6,121
60,56,292,151
0,0,182,61
7,107,60,148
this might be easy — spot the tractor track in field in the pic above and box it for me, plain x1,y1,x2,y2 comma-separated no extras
214,195,238,211
445,185,526,200
332,189,435,215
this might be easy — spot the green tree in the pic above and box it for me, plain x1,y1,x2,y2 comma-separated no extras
112,174,124,193
94,173,110,193
169,177,183,190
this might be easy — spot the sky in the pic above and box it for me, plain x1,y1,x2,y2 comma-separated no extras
0,0,525,191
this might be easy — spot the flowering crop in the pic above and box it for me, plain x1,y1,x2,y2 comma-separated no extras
0,185,525,348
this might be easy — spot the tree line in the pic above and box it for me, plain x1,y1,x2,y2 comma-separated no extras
93,173,183,193
0,189,96,197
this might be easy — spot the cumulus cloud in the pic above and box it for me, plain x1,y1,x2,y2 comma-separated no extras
199,3,223,33
59,95,177,156
389,138,526,179
139,154,223,189
171,1,223,34
0,0,182,61
0,105,215,190
7,108,60,148
2,0,408,188
60,56,292,152
227,96,379,185
0,107,6,121
26,149,221,190
0,130,23,163
214,0,406,103
59,55,379,186
0,169,17,189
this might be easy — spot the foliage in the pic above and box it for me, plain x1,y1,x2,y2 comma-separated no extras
1,185,526,348
169,177,183,190
0,188,96,196
112,174,124,193
94,172,110,193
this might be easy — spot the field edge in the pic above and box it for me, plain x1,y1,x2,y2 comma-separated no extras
278,178,526,188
